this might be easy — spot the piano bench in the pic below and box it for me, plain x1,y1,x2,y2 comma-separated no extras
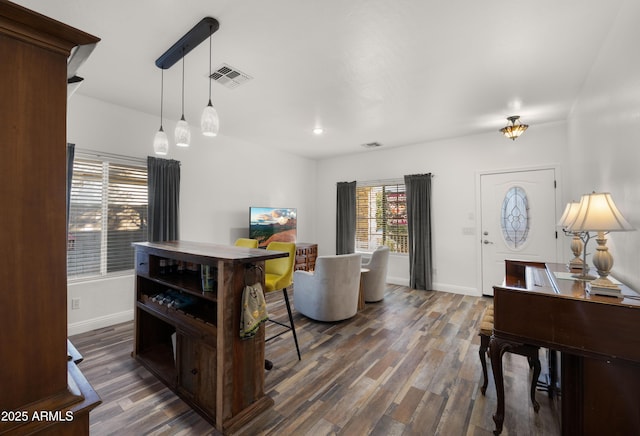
478,304,541,413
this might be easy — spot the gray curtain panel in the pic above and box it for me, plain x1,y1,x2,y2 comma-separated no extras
336,181,356,255
404,173,433,290
148,156,181,242
66,143,75,234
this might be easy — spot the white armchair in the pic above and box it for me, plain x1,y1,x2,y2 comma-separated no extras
293,253,362,322
361,245,389,302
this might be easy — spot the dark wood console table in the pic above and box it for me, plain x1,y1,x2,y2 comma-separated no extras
490,261,640,435
133,241,288,434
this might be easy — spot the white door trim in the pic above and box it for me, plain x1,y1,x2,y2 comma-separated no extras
475,164,563,296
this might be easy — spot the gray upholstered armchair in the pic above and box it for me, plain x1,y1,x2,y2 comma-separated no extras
293,253,362,322
361,245,389,302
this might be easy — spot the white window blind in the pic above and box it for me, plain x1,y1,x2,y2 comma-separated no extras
356,179,408,254
67,154,147,279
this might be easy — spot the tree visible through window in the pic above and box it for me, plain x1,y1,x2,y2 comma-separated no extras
67,155,148,279
356,181,408,254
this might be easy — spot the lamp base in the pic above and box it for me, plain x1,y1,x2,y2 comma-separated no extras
568,257,586,271
587,279,624,298
591,276,620,289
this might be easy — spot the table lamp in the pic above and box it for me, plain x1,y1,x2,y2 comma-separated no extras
567,192,634,294
557,201,586,271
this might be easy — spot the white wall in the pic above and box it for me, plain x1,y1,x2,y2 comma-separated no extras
67,0,640,333
315,122,569,296
67,95,316,334
567,0,640,290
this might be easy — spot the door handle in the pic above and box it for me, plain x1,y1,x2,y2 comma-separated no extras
483,240,494,245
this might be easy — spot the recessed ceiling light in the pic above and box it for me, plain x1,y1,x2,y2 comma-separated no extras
313,127,324,135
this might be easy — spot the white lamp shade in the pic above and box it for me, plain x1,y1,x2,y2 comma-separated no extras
175,118,191,147
153,128,169,155
567,192,634,232
201,104,219,137
558,201,580,228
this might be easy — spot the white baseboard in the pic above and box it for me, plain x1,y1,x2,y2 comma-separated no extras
432,282,481,297
68,309,134,336
387,276,410,287
387,277,480,297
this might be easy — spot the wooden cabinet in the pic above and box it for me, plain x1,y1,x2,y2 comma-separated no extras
0,3,100,435
295,243,318,271
133,241,287,434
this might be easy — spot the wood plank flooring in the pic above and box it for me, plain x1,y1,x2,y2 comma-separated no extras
70,285,561,435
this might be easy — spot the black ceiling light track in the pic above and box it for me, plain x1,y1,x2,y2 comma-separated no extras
155,17,219,69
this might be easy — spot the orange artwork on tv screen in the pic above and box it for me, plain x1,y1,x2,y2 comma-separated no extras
249,207,297,248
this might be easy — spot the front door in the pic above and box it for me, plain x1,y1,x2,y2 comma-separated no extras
480,168,558,296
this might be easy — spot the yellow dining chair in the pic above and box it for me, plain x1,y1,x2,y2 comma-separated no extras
264,241,300,362
234,238,259,248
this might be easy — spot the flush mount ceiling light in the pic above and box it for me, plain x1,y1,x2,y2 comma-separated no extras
499,115,529,141
153,17,220,153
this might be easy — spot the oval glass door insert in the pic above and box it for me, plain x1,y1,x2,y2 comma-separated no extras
500,186,530,249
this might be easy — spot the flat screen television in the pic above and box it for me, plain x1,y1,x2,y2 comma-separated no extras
249,207,297,248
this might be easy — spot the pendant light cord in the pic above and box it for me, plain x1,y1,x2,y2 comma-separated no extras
208,26,212,104
160,69,164,128
181,48,185,118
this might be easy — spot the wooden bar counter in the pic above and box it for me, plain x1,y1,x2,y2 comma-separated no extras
133,241,288,434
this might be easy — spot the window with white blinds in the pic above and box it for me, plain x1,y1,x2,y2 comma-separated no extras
67,155,148,279
356,180,408,254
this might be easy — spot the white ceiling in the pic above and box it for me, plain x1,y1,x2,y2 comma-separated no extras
15,0,623,159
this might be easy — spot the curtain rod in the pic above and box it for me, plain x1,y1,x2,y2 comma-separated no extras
338,174,434,187
75,148,146,165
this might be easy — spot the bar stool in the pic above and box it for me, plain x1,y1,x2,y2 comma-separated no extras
264,242,300,368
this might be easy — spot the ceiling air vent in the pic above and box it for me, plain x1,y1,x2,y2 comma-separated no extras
210,63,252,89
361,142,383,149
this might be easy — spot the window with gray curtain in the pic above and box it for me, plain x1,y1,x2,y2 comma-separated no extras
355,179,408,254
67,151,148,279
404,173,433,290
336,181,356,254
147,157,180,242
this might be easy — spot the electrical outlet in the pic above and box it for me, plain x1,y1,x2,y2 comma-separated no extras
71,298,80,310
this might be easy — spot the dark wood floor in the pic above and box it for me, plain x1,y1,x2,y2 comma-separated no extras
70,285,561,435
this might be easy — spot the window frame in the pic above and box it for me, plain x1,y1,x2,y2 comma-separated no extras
355,179,408,255
67,150,148,282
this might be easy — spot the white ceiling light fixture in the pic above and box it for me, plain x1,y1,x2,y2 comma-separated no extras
153,69,169,155
499,115,529,141
174,49,191,147
313,127,323,135
153,17,220,153
201,24,219,137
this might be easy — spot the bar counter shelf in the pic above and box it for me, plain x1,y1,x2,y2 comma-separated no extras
132,240,288,434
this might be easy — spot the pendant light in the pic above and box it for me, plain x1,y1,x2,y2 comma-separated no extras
201,25,219,137
174,48,191,147
153,68,169,155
